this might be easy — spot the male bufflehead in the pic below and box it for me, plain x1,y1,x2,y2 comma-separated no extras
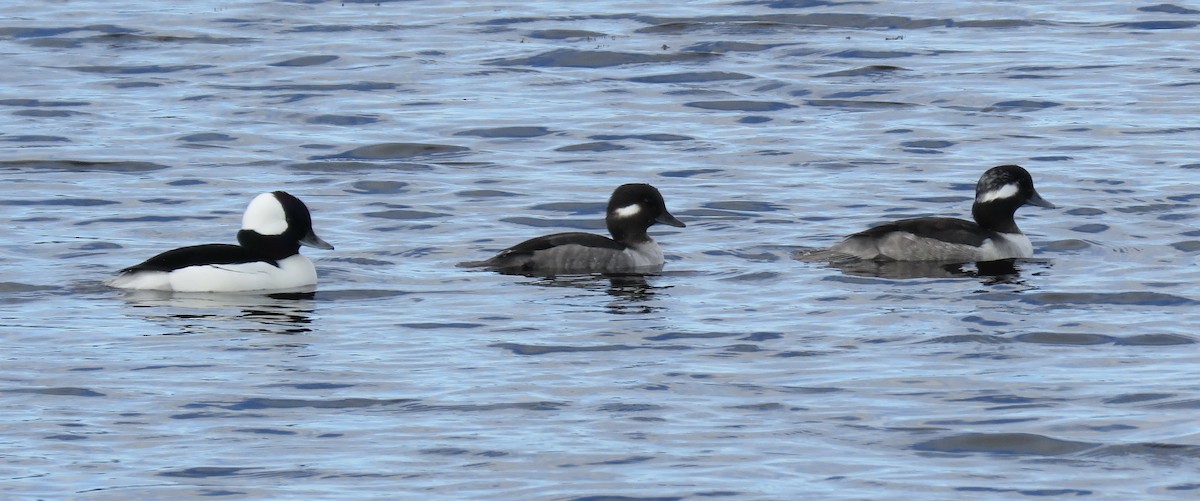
108,191,334,292
465,183,685,275
829,164,1055,262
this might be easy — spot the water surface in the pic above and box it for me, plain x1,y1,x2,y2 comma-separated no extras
2,1,1199,499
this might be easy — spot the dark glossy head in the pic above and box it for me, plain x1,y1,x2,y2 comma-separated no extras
972,165,1055,232
238,191,333,258
605,183,685,243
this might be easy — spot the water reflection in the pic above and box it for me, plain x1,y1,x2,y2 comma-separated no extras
799,250,1044,284
115,289,316,335
832,258,1021,282
522,273,664,314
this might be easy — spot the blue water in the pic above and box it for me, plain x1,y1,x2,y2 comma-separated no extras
3,1,1200,499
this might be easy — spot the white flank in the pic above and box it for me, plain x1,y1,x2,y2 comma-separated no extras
110,255,318,292
976,183,1019,203
107,270,172,291
241,193,288,235
613,203,642,218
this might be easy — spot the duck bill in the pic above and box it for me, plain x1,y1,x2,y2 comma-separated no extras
655,211,686,228
1025,190,1056,209
301,230,335,250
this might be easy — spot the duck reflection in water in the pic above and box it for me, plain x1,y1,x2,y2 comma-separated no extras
116,289,317,335
807,251,1043,284
522,273,664,314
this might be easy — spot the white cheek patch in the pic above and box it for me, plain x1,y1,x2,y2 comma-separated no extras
977,183,1019,203
241,193,288,235
613,203,642,218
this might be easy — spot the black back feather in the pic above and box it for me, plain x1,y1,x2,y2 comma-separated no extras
120,244,275,273
493,232,624,258
851,217,991,247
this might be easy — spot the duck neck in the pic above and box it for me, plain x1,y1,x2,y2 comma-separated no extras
607,223,651,246
971,201,1020,234
237,230,300,261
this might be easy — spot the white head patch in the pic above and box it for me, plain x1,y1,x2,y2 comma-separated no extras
976,183,1019,203
613,203,642,218
242,192,288,235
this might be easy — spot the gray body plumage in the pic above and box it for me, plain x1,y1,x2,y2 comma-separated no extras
482,233,667,274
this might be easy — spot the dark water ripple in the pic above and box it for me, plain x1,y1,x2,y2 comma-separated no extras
68,64,213,74
313,143,471,160
491,342,689,355
556,141,627,152
0,198,117,206
270,55,339,67
489,48,720,68
0,160,170,172
685,100,796,111
455,126,555,138
306,114,380,126
526,29,609,40
632,13,955,31
816,64,908,77
914,432,1098,456
828,49,918,59
978,291,1196,306
1,134,70,142
3,387,106,397
628,71,754,83
178,132,236,143
684,41,789,52
805,99,916,109
214,82,400,93
365,209,452,220
1138,4,1200,14
159,466,260,478
590,133,693,142
1109,21,1200,30
285,161,437,173
929,332,1196,346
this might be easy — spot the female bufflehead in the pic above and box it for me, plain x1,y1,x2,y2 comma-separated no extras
466,183,685,275
829,164,1055,262
108,191,334,292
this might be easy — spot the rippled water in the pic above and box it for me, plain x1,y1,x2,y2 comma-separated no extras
3,1,1200,499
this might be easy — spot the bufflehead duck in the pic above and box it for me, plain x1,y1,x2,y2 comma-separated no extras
829,164,1055,262
465,183,685,275
108,191,334,292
